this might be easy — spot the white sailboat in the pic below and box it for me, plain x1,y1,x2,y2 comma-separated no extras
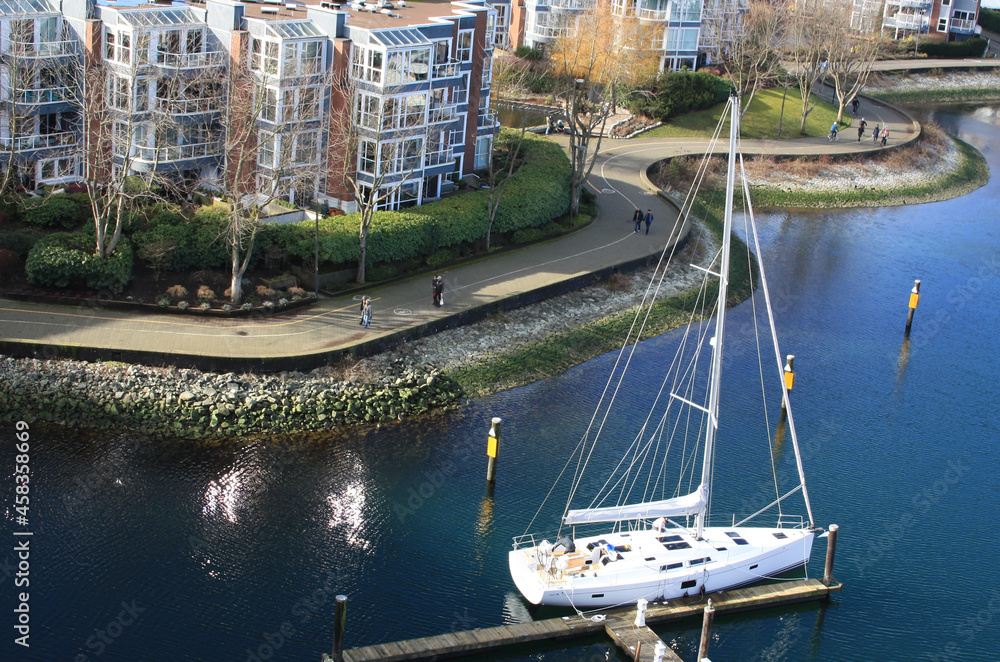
509,95,820,609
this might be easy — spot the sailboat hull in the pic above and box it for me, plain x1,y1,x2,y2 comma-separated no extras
509,526,815,608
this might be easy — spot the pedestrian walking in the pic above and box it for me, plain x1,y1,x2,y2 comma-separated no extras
852,97,860,114
359,296,368,325
545,116,552,135
857,118,867,143
632,208,643,233
872,124,880,144
880,126,889,146
644,209,653,235
432,275,444,307
362,298,372,329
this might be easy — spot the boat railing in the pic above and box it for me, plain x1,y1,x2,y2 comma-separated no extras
708,513,808,529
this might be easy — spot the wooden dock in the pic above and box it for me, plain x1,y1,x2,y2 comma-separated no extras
335,578,842,662
604,617,682,662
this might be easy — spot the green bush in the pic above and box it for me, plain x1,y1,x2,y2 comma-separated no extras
514,45,544,61
628,71,733,122
512,227,546,243
0,227,43,257
917,38,988,58
366,263,398,281
426,247,458,268
131,208,230,272
286,130,571,270
981,8,1000,33
19,195,82,229
25,232,133,293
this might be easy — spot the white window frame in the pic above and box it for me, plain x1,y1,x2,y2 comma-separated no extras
456,30,473,62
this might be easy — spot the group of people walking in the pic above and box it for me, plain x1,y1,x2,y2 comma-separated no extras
857,119,890,146
632,208,653,234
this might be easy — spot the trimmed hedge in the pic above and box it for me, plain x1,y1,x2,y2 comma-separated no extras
19,195,81,229
0,228,43,257
628,71,733,122
286,130,572,268
25,232,133,293
131,208,231,272
981,8,1000,33
917,37,988,58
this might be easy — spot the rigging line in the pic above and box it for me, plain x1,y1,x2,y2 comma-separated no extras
737,155,783,517
741,158,816,528
564,106,731,521
735,484,803,527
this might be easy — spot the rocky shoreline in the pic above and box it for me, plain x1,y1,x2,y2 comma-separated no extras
0,356,461,439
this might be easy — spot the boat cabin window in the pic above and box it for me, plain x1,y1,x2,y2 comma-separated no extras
662,541,692,551
732,538,749,545
658,534,684,542
725,531,740,538
644,556,656,562
749,564,758,570
715,547,727,551
680,580,697,589
661,562,683,571
689,557,711,566
772,532,788,539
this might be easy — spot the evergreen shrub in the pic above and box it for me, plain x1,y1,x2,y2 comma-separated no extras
19,196,81,229
25,232,133,293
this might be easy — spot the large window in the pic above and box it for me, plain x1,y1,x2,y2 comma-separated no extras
358,139,376,174
262,88,278,123
474,136,490,170
109,75,130,110
456,30,473,62
356,92,380,129
283,40,323,77
385,48,430,85
665,27,699,51
351,46,383,83
252,38,279,75
258,132,276,168
294,132,318,165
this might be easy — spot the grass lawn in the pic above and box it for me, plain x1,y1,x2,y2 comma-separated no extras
642,88,853,140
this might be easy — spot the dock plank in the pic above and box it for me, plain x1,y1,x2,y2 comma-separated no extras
335,579,840,661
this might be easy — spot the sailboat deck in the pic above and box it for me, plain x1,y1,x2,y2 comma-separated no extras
339,578,841,662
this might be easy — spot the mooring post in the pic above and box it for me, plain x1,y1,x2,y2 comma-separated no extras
780,354,795,414
905,280,921,334
332,594,347,662
635,597,648,627
823,524,839,587
486,417,502,484
653,640,667,662
697,598,715,661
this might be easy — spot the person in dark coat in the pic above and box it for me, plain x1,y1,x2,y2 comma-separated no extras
633,208,643,233
857,118,867,143
644,209,653,235
433,275,444,307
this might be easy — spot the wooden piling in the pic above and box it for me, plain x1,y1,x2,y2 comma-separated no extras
823,524,839,587
905,280,921,334
332,594,347,662
697,599,715,661
485,417,502,484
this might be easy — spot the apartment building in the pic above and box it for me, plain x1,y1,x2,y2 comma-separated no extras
500,0,742,71
1,0,497,210
0,0,80,188
852,0,982,42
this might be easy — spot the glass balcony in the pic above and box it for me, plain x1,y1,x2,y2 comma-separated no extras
14,86,72,105
425,147,455,167
428,102,459,124
0,132,76,151
136,141,222,164
154,50,223,69
432,59,462,79
546,0,592,9
885,13,928,30
6,39,77,59
477,108,498,128
154,96,221,116
895,0,932,9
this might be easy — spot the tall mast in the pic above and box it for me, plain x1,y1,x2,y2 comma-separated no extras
695,94,739,540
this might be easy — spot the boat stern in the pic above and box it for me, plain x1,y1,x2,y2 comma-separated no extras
508,547,545,605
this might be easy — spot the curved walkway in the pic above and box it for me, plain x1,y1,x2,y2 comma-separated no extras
0,96,922,372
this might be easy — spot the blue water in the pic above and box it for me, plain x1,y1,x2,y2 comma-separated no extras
1,104,998,662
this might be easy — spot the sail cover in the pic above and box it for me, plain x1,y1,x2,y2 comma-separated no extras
563,484,709,526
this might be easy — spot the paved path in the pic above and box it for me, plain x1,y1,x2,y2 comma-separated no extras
0,89,925,370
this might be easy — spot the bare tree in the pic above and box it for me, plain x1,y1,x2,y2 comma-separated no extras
210,53,328,304
717,0,787,116
78,52,171,257
329,70,435,284
548,0,658,216
825,11,887,123
786,0,834,134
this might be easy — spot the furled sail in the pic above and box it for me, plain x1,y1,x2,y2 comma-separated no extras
562,484,708,526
